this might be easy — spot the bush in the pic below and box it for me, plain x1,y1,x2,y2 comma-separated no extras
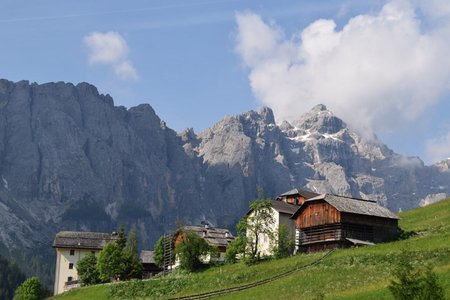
13,277,46,300
274,224,294,259
225,235,246,264
389,250,445,300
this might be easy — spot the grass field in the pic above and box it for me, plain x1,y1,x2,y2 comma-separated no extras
50,198,450,300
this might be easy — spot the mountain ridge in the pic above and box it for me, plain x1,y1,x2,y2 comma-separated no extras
0,79,448,286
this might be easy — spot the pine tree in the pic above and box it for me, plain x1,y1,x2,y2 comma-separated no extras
116,224,126,250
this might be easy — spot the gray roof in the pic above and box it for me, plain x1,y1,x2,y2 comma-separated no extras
271,200,299,215
52,231,117,250
182,225,234,248
301,194,399,219
140,250,156,264
277,188,320,200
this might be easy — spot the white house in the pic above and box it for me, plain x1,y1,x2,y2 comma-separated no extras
246,200,299,257
52,231,117,295
246,189,319,257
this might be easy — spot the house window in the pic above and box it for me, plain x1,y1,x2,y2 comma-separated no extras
69,263,74,269
67,276,73,282
69,249,75,256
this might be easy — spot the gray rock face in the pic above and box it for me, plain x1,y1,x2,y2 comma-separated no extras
0,79,449,284
0,80,203,254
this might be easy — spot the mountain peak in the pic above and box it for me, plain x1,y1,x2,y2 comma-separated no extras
311,104,328,113
294,104,345,134
259,106,275,124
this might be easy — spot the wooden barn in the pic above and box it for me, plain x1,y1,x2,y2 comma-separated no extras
291,194,399,253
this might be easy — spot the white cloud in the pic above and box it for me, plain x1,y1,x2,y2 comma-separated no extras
426,131,450,162
235,0,450,135
84,31,139,80
114,61,139,80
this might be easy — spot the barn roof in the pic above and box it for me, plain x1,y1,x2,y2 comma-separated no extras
52,231,117,250
277,188,320,200
271,200,299,215
292,194,400,220
140,250,156,264
182,225,234,248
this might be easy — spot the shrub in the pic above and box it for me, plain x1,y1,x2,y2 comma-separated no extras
13,277,46,300
274,224,294,259
389,250,445,300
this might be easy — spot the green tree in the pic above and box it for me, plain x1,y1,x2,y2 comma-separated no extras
153,235,174,268
97,242,124,282
175,230,210,272
0,255,25,300
123,226,143,279
273,224,294,259
76,252,100,286
225,218,248,264
13,277,46,300
225,235,246,264
116,224,126,250
125,226,138,256
153,236,165,268
121,250,143,280
242,198,275,260
97,227,144,282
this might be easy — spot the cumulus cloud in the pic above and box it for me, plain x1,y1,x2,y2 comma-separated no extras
235,0,450,135
84,31,138,80
426,131,450,162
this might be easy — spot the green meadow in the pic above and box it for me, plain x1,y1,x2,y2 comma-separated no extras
51,198,450,300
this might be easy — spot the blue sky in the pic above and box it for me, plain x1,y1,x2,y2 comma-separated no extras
1,0,449,164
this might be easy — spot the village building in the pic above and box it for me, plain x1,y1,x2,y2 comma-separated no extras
174,225,234,264
52,231,117,295
276,188,320,206
246,189,319,257
140,250,162,278
291,194,400,253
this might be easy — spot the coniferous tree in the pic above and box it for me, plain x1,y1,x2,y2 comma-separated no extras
122,226,142,279
0,255,25,300
116,224,126,250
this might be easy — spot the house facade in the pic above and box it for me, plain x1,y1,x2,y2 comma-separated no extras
174,225,234,264
246,189,319,257
291,194,400,253
52,231,117,295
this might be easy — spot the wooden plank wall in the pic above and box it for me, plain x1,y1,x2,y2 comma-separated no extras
295,201,341,228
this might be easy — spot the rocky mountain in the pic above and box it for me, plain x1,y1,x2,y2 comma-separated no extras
0,79,448,285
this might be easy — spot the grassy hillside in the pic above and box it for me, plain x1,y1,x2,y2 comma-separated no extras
51,199,450,300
